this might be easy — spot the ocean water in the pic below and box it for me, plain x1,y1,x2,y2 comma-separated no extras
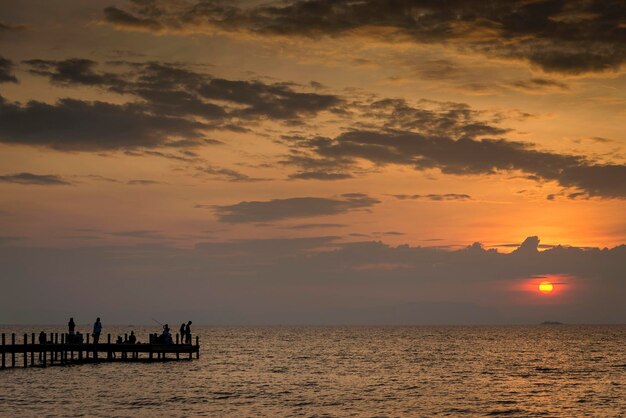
0,325,624,417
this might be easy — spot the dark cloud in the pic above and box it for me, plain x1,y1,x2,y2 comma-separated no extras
288,171,353,180
2,236,624,324
0,172,71,185
212,194,380,223
506,78,570,93
391,193,472,201
0,95,207,151
0,56,18,83
103,6,164,32
281,154,354,181
24,59,341,122
103,0,626,74
9,58,341,152
281,223,347,229
198,165,269,182
25,58,124,88
0,22,27,32
109,230,169,239
379,231,405,236
0,236,23,245
196,236,339,257
283,99,626,198
127,179,161,185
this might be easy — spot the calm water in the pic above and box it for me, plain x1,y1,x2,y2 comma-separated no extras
0,326,624,417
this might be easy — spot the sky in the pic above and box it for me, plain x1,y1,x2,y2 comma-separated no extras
0,0,624,325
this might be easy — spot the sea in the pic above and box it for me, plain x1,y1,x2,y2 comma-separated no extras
0,325,624,417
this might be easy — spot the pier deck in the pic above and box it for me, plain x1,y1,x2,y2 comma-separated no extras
0,332,200,369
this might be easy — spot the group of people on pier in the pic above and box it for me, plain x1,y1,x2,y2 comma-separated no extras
36,317,194,346
153,321,193,345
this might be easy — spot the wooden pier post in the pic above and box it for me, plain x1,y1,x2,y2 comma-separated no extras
23,334,27,367
107,334,112,360
1,333,5,369
54,333,58,362
61,334,66,364
196,336,199,359
85,333,89,360
93,332,98,361
11,333,16,367
31,333,35,366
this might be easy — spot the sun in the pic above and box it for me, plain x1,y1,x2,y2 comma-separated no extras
538,281,554,294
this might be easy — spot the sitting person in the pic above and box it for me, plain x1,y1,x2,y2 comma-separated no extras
116,335,123,344
128,331,137,344
160,324,173,344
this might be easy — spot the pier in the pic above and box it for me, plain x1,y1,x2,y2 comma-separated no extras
0,332,200,369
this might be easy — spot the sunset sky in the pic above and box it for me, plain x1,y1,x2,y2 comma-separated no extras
1,0,624,324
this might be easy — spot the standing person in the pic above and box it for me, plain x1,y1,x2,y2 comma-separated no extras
68,317,76,343
93,317,102,344
179,322,186,344
185,321,192,345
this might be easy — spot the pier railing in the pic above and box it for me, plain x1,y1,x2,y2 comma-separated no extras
0,332,200,369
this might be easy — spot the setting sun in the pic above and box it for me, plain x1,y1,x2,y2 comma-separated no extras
538,281,554,294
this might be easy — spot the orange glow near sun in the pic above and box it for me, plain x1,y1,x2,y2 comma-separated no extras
538,281,554,294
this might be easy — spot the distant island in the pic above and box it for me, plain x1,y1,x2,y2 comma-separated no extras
541,321,564,325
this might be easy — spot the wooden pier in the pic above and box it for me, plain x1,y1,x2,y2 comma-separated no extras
0,332,200,369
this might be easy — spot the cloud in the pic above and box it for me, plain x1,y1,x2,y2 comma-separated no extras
0,22,27,32
212,193,380,223
25,59,341,122
0,95,207,151
0,56,17,83
391,194,472,201
281,154,355,181
1,236,624,324
109,230,169,239
276,98,626,198
0,172,71,185
281,223,347,229
8,58,342,153
197,165,269,182
195,236,339,257
506,78,570,93
288,171,353,180
127,179,161,185
0,236,24,245
102,0,626,75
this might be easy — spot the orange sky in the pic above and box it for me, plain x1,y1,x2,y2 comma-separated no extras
1,0,624,250
0,0,624,324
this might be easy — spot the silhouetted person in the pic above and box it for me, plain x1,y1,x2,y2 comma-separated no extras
185,321,192,345
161,324,173,344
179,322,186,343
128,331,136,344
116,335,123,344
93,317,102,344
68,317,76,335
38,330,47,361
